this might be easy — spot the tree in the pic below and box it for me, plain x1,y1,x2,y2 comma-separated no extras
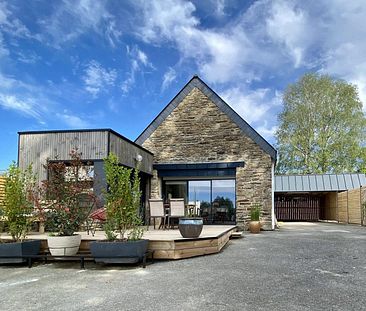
276,73,366,174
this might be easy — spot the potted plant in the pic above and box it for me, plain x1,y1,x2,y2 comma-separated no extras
40,150,95,256
178,201,203,238
249,204,261,233
89,153,148,264
0,163,41,263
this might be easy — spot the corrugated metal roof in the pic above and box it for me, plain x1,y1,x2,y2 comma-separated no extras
275,173,366,192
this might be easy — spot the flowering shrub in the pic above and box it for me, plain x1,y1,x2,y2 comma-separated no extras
40,150,96,236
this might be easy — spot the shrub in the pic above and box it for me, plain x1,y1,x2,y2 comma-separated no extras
1,163,36,242
250,204,261,221
104,153,143,241
40,150,96,236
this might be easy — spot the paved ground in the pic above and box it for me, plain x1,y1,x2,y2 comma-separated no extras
0,222,365,311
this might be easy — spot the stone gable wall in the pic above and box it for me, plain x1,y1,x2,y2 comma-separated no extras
142,87,273,229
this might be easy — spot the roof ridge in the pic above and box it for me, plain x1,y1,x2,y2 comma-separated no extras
135,75,277,160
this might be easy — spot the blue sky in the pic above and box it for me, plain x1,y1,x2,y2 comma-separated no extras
1,0,366,170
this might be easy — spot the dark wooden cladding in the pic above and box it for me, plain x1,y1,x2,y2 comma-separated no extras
18,129,154,181
109,132,153,175
275,195,320,221
19,131,108,182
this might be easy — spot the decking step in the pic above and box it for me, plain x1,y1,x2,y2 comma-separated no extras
230,231,243,239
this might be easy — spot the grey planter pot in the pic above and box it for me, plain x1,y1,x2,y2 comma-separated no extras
179,217,203,238
0,240,42,264
90,239,149,264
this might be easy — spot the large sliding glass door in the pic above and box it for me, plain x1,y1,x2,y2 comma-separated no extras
163,179,236,224
212,180,236,223
165,181,187,200
188,181,211,222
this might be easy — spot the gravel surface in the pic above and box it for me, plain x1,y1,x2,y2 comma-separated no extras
0,222,365,311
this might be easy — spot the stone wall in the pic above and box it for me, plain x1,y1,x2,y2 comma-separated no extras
142,87,273,229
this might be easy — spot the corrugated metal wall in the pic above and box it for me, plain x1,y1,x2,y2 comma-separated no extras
19,131,108,181
109,132,153,175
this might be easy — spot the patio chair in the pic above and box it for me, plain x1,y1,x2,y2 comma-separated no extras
188,200,201,216
149,199,166,229
167,198,185,229
85,207,106,236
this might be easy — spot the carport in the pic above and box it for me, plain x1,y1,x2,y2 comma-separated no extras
274,174,366,222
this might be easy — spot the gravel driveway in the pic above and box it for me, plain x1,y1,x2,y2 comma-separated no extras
1,222,365,311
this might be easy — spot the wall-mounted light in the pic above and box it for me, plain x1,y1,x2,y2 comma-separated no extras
135,154,143,162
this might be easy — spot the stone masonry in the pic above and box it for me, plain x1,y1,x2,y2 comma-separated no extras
142,87,273,230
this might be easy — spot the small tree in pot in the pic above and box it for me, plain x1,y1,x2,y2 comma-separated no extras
40,150,96,256
0,163,41,263
90,153,148,264
249,204,261,233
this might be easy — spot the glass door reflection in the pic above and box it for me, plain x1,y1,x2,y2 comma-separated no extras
165,181,187,201
212,180,236,224
188,180,211,223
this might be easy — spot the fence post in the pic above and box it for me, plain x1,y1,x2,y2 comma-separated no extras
346,190,349,224
336,192,339,223
361,187,364,226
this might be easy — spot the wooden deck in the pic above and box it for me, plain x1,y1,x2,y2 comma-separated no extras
0,225,237,260
144,225,237,259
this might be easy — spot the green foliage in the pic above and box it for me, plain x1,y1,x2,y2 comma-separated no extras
213,196,235,220
250,204,261,221
1,163,36,242
40,150,96,236
276,73,366,174
104,153,144,241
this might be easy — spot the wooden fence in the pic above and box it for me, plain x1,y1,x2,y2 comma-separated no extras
275,189,365,225
275,195,320,221
337,187,365,225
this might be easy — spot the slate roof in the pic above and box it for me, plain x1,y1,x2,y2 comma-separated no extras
274,173,366,192
135,76,277,160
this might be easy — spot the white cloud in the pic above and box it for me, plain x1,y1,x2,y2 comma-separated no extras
256,121,278,143
221,87,280,124
16,51,41,64
214,0,227,17
0,32,8,57
266,1,313,68
121,46,153,94
0,72,52,124
0,1,34,39
161,67,177,91
83,60,117,97
38,0,121,48
136,0,198,43
137,50,148,66
133,0,271,84
56,111,89,128
0,94,41,119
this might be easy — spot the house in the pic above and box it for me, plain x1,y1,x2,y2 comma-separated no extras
136,76,276,229
18,76,278,230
